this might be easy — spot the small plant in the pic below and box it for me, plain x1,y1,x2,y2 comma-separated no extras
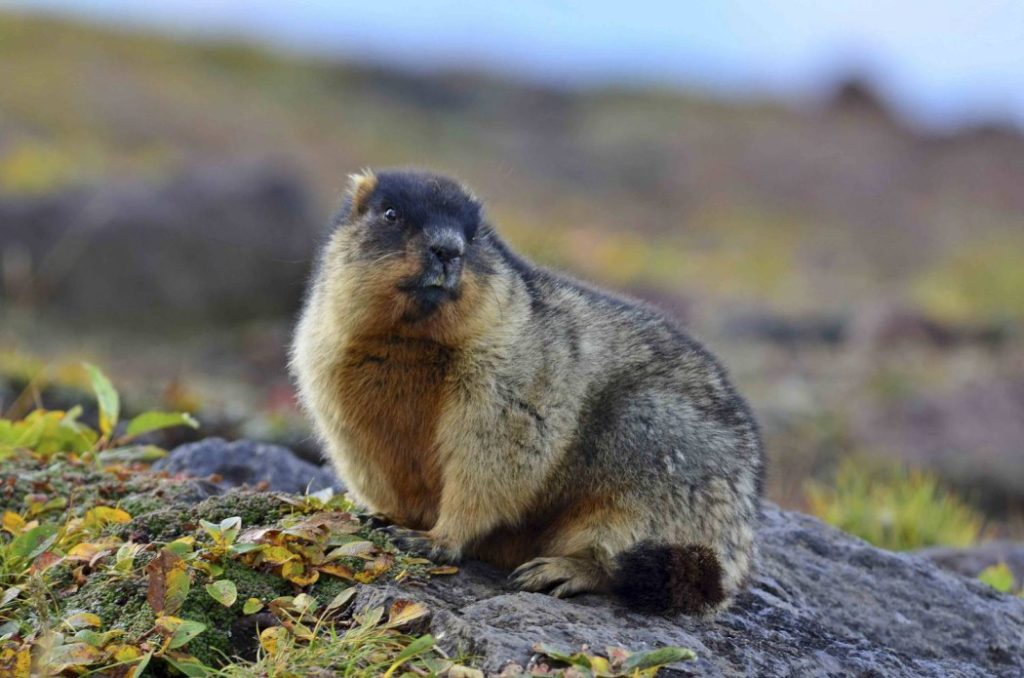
978,562,1023,597
495,643,695,677
0,362,198,462
0,365,693,676
805,457,985,551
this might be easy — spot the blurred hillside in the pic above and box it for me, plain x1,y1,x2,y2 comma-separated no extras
1,12,1022,530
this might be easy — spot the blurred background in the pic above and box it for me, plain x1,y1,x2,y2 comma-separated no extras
2,2,1023,552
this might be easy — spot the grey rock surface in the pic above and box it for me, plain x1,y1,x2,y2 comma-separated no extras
154,437,342,494
0,163,320,325
353,505,1024,677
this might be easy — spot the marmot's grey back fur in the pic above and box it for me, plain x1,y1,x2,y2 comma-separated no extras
291,169,763,614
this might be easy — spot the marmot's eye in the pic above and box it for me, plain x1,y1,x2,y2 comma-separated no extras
383,208,399,222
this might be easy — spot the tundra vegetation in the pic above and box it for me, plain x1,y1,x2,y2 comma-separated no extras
0,366,694,676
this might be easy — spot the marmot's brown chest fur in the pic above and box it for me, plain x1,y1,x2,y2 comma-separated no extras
333,336,449,529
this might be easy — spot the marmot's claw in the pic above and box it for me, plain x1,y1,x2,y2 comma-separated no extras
383,526,461,564
365,513,393,530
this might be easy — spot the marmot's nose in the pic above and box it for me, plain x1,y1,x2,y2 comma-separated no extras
425,227,465,265
430,240,464,263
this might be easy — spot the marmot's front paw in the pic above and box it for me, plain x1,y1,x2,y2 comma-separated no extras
382,526,461,564
364,513,394,530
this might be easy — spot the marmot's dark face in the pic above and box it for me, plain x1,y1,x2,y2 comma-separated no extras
338,170,495,327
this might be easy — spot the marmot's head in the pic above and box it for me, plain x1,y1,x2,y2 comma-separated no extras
321,169,504,341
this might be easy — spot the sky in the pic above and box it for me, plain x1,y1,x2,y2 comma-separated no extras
9,0,1024,130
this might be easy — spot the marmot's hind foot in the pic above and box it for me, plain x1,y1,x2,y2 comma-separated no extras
509,556,609,598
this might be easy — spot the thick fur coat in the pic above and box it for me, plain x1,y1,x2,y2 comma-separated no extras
291,169,764,614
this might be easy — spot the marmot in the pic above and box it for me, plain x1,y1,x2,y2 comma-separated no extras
291,169,763,615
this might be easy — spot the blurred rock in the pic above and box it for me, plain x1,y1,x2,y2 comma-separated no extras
920,541,1024,584
861,377,1024,515
0,163,321,325
355,504,1024,676
855,306,1013,348
722,311,847,346
154,437,342,494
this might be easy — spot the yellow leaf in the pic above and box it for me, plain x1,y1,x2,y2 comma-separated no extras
261,545,297,565
64,612,102,629
1,512,25,536
428,565,459,575
259,626,289,656
43,642,106,670
84,506,131,529
65,541,115,565
386,600,429,629
281,561,319,586
0,646,31,678
318,563,355,580
589,656,612,674
107,644,143,662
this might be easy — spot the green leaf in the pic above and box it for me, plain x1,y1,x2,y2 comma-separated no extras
97,445,167,464
228,543,263,555
205,580,237,608
620,646,697,671
979,562,1016,594
167,619,207,649
394,634,435,662
532,643,576,664
126,651,152,678
324,587,357,612
9,523,59,564
163,652,211,676
84,363,120,437
124,411,199,439
73,628,125,647
383,635,435,677
242,598,263,615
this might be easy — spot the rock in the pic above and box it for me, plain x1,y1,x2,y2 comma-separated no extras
921,541,1024,584
352,505,1024,676
859,377,1024,515
0,162,321,326
722,311,847,347
154,437,342,494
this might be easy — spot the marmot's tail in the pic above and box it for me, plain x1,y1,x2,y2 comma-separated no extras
610,542,725,615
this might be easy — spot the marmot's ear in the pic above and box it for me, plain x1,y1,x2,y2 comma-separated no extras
345,169,377,217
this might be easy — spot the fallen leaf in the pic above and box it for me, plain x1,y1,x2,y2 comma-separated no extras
84,506,131,529
155,616,207,650
1,512,25,536
205,580,237,608
386,600,430,629
324,587,357,612
63,612,101,630
29,551,62,575
146,550,191,615
327,540,376,559
259,627,289,656
318,563,355,580
428,565,459,575
281,560,319,586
